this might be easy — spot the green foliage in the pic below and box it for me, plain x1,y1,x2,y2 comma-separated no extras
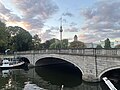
0,21,10,53
6,26,20,36
13,29,32,51
61,39,68,49
49,39,68,49
96,44,103,48
49,42,61,49
0,21,6,30
69,41,86,49
104,38,111,49
6,26,33,51
0,21,32,52
43,38,59,49
32,34,41,50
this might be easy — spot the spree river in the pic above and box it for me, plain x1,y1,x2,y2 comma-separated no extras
0,64,120,90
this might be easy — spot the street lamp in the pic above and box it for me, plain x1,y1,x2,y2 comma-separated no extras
5,49,10,55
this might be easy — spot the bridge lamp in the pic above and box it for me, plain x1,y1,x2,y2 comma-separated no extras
5,49,10,55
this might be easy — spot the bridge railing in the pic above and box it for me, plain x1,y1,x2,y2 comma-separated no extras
15,48,120,57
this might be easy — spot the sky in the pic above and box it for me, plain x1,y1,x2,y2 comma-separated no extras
0,0,120,43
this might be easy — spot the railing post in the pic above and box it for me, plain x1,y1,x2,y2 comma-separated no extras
94,48,98,77
83,48,85,55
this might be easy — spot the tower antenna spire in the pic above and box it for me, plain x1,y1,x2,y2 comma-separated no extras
60,16,62,27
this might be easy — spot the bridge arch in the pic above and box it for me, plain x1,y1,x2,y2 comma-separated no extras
19,57,30,64
98,65,120,80
35,57,84,75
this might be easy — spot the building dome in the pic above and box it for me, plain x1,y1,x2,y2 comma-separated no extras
74,35,78,41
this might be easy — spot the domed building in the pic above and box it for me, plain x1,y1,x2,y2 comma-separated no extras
74,35,78,41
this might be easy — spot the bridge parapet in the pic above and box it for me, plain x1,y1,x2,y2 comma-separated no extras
16,48,119,57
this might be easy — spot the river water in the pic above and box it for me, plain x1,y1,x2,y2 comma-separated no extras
0,64,120,90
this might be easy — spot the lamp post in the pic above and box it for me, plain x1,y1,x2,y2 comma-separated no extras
5,49,10,55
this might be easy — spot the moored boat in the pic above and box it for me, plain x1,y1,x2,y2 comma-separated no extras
0,58,25,69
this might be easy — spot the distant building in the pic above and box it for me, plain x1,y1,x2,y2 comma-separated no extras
74,35,78,41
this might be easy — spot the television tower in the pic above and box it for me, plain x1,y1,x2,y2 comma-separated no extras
60,17,63,41
60,16,63,48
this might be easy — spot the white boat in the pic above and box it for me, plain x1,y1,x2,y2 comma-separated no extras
0,59,25,69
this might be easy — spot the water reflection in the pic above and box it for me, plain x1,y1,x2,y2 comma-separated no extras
24,81,46,90
0,69,25,90
0,66,119,90
35,64,82,87
2,69,10,78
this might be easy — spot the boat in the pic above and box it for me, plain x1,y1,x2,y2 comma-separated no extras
0,58,25,69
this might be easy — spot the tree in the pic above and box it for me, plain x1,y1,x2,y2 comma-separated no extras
0,21,10,53
6,26,21,36
13,27,32,51
104,38,111,49
6,26,19,50
61,39,68,49
43,38,59,49
69,41,86,49
96,44,103,49
48,39,68,49
49,42,61,49
32,34,41,50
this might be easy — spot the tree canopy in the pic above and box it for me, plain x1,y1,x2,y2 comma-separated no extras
32,34,41,50
104,38,111,49
69,41,86,49
13,29,32,51
0,21,9,53
0,21,33,53
96,44,103,49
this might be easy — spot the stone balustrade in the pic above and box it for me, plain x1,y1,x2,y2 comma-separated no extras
16,48,119,57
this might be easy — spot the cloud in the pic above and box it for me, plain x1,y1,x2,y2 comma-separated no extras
70,22,77,27
47,26,59,32
41,30,55,41
0,2,21,22
10,0,58,19
0,2,10,14
81,0,120,41
65,27,79,32
0,0,59,33
62,12,74,17
80,0,120,42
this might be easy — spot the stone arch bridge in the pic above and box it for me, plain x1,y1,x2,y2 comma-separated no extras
15,48,120,82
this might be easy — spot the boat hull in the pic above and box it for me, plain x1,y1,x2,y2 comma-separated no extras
0,62,25,69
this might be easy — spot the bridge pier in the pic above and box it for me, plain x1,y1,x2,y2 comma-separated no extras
82,75,100,82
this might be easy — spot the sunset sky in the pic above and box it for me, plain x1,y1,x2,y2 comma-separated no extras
0,0,120,43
